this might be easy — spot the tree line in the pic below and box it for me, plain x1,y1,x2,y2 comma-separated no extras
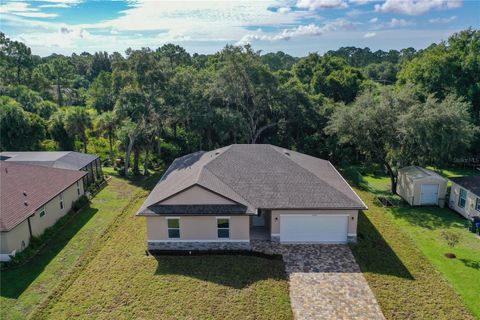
0,29,478,191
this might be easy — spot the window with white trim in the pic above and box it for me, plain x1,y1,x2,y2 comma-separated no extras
167,218,180,238
59,192,64,210
76,181,81,195
39,206,46,218
476,197,480,212
458,188,467,208
217,218,230,238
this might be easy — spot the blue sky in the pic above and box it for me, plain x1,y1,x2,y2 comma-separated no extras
1,0,479,56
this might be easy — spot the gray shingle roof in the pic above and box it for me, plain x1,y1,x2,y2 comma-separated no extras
0,151,99,171
450,176,480,197
138,144,366,215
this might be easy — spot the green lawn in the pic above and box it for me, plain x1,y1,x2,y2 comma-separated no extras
1,169,292,320
347,166,479,319
31,182,292,320
0,174,151,320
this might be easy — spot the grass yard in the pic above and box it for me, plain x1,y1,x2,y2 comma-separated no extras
348,166,479,319
31,184,292,320
0,174,152,320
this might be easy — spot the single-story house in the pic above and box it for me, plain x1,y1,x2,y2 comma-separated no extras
0,161,86,261
448,176,480,220
137,144,367,251
0,151,102,187
397,166,448,207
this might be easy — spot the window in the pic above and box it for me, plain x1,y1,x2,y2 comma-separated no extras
59,193,64,210
39,206,46,218
217,218,230,238
476,198,480,212
76,181,81,196
458,188,467,208
167,218,180,238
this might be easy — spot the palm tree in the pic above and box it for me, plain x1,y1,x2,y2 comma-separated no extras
95,111,118,162
64,107,92,153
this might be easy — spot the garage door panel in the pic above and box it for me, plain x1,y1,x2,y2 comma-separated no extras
280,215,348,243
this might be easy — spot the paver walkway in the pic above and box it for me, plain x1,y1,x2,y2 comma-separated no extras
251,241,385,320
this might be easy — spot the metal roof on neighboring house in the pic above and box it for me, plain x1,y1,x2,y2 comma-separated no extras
450,176,480,197
0,151,99,171
0,162,86,232
138,144,366,216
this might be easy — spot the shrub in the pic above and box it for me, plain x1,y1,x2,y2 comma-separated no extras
441,231,460,248
72,195,89,212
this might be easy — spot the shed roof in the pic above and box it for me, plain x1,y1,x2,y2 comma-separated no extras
0,162,86,232
0,151,99,171
398,166,446,181
138,144,366,216
450,176,480,197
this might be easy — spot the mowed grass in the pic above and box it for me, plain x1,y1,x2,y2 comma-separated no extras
349,167,479,319
0,175,147,320
33,188,292,320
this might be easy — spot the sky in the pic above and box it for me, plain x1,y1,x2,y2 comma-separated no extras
1,0,479,57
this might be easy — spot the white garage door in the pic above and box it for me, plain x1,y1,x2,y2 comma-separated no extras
420,184,439,205
280,214,348,244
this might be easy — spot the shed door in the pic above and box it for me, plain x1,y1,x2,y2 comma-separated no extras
420,184,439,205
280,214,348,243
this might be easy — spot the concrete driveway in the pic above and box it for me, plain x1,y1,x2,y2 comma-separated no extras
251,241,385,320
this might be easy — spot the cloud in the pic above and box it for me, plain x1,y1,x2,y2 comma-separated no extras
363,31,376,38
429,15,457,23
296,0,348,10
349,0,376,4
388,18,415,27
277,7,291,13
375,0,463,16
369,17,378,23
0,1,58,18
237,19,354,44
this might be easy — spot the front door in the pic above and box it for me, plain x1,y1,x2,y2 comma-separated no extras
252,210,266,227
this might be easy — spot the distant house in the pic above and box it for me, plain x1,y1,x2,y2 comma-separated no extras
397,166,448,207
137,144,366,252
0,151,102,187
0,162,86,261
449,176,480,220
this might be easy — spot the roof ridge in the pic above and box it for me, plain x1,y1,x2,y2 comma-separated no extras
194,145,232,183
199,166,255,210
269,145,362,206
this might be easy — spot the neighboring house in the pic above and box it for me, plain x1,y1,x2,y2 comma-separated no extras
0,151,102,187
137,144,367,251
397,166,448,207
0,162,86,261
449,176,480,220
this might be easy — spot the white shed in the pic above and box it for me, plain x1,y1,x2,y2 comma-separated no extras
397,166,448,207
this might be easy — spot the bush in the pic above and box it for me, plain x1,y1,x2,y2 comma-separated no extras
441,231,461,248
72,195,89,212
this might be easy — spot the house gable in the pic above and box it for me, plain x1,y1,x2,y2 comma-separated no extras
160,185,237,205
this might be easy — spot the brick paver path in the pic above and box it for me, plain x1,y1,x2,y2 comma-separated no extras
252,241,385,320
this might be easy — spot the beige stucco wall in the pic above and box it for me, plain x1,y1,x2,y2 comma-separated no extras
1,179,84,256
449,182,480,220
270,209,358,236
162,186,235,205
147,215,250,241
397,174,447,206
29,180,83,237
0,219,30,255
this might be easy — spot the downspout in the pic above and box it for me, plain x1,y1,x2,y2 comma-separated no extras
27,215,33,239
